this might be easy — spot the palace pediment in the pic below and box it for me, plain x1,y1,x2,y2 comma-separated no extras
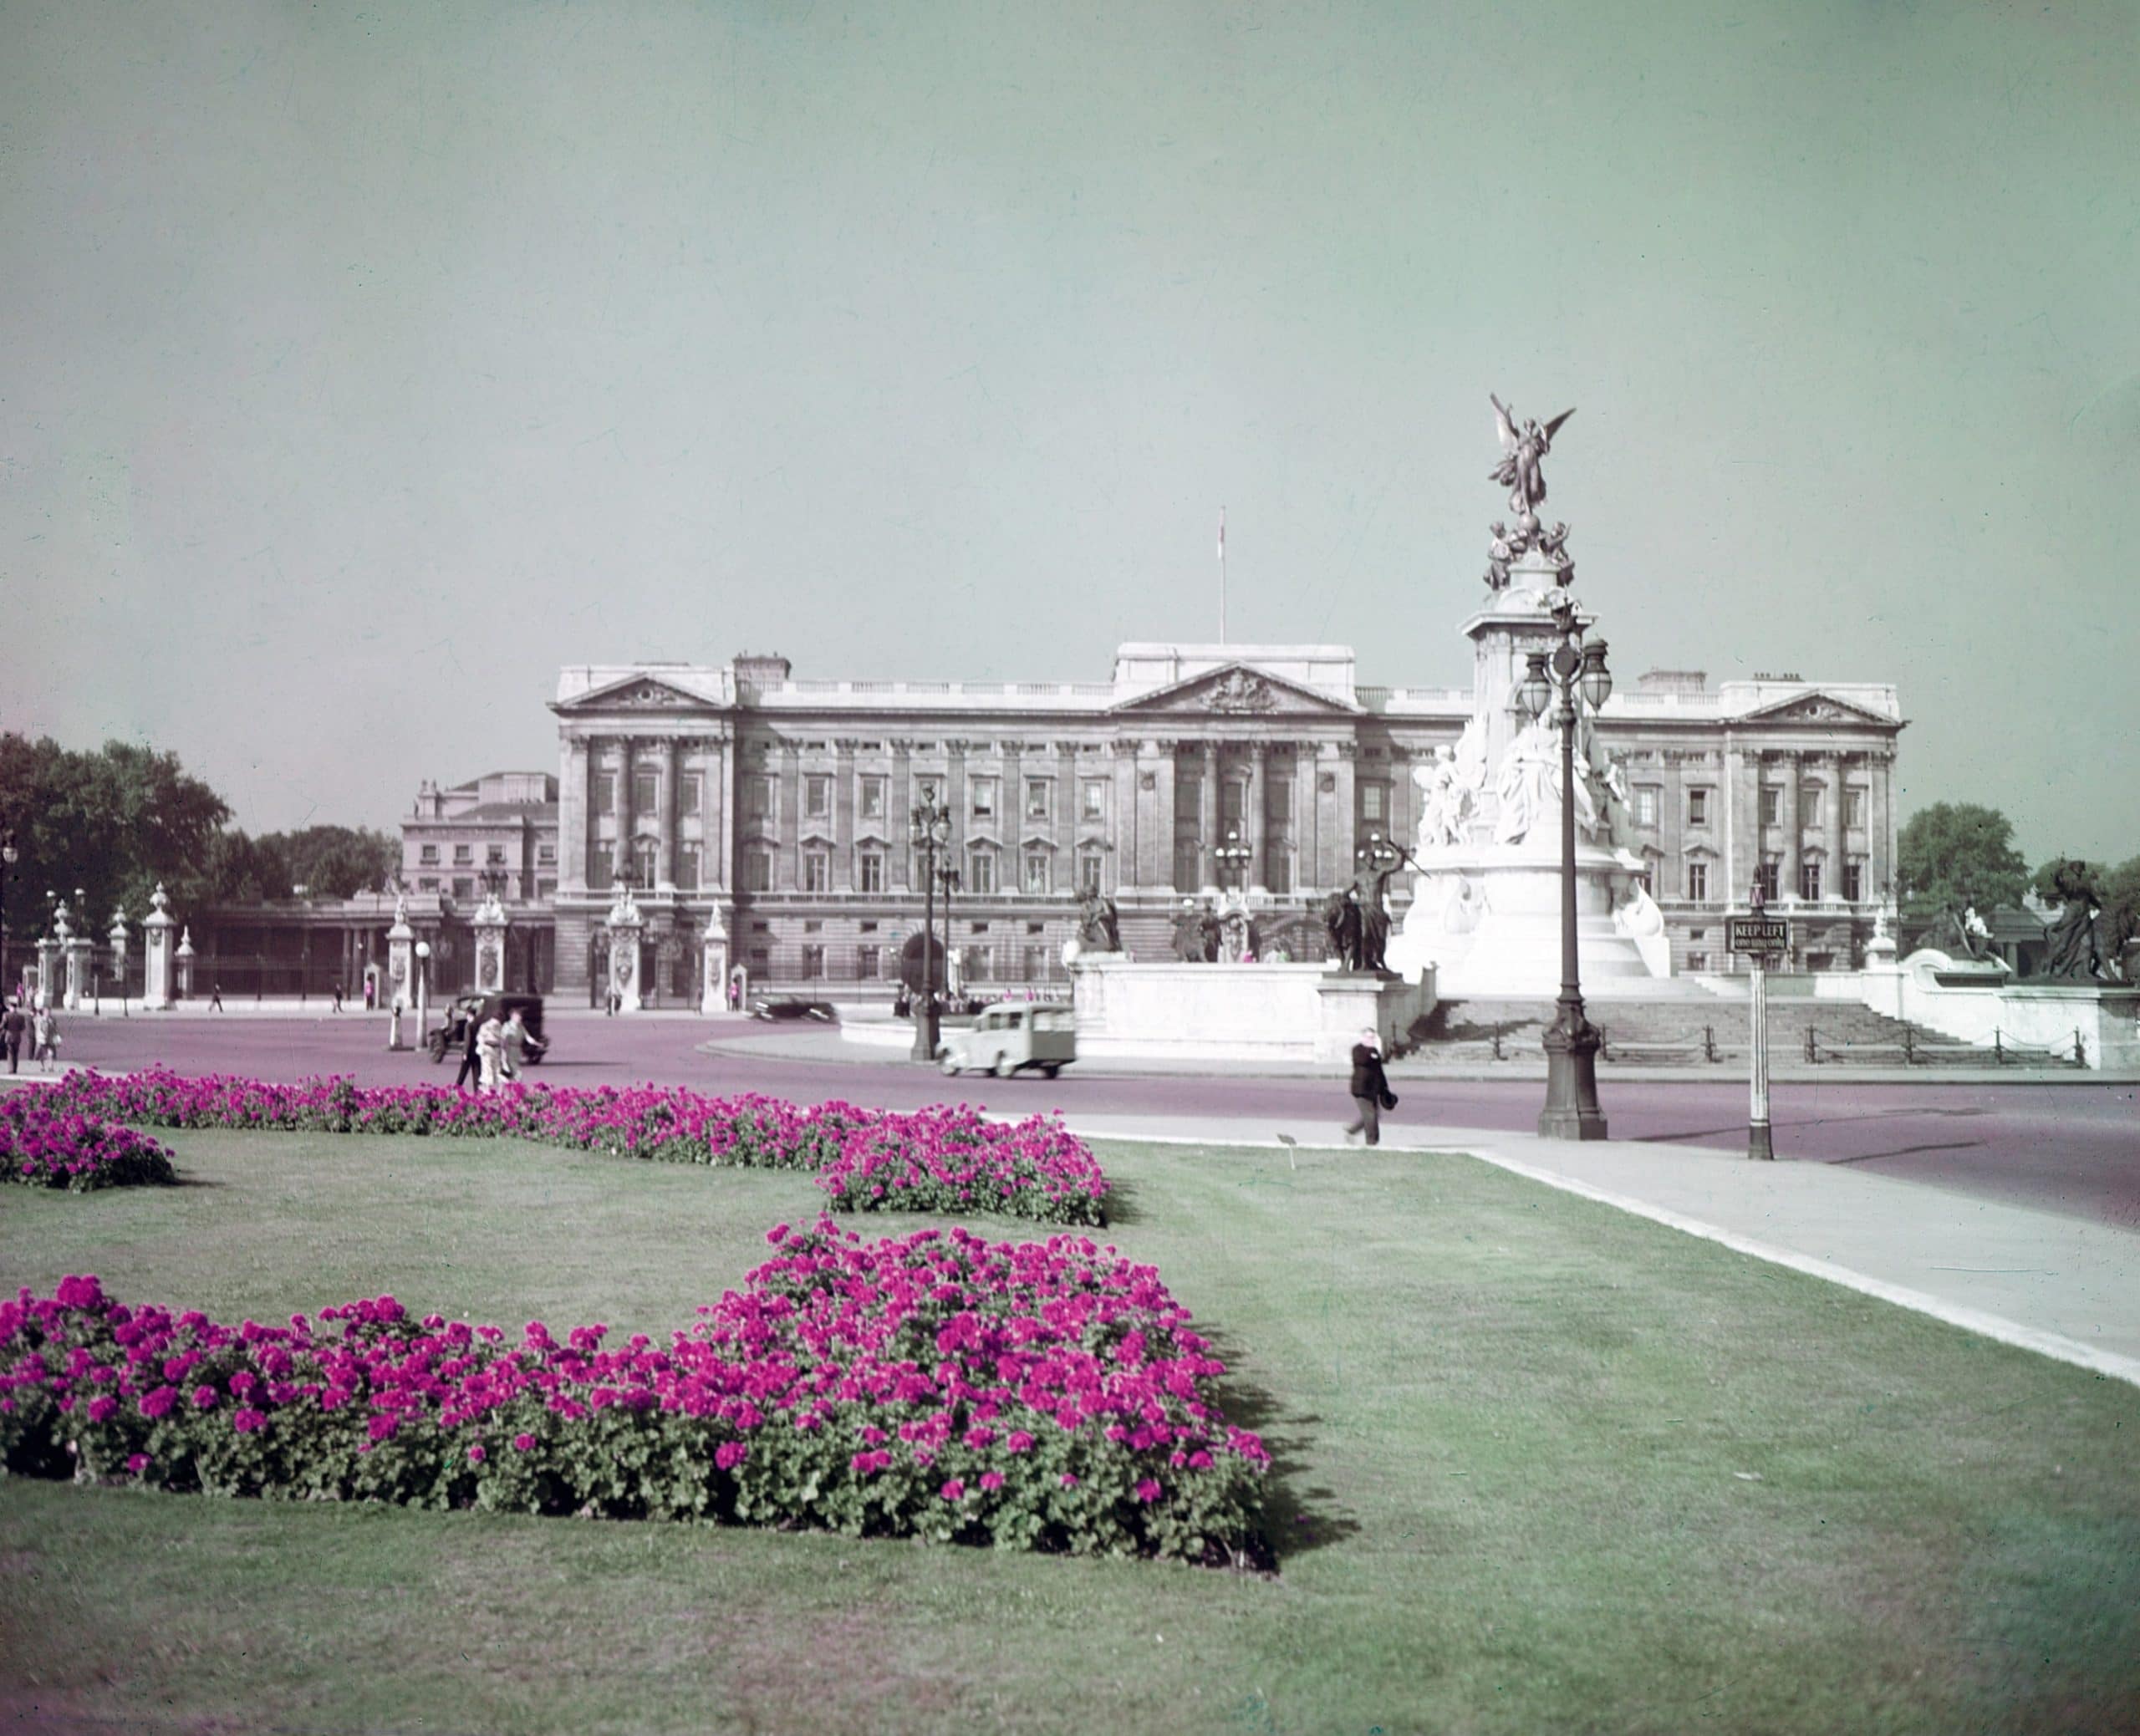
1110,662,1359,718
555,673,721,714
1739,690,1895,729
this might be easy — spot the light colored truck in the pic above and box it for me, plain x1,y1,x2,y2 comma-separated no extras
935,1004,1076,1078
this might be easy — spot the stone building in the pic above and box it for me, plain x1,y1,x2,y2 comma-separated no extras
543,644,1905,999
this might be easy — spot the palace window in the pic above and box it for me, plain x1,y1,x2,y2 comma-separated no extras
634,771,658,813
633,839,658,887
1221,781,1245,824
1801,787,1823,827
588,853,613,892
915,775,944,809
420,844,439,865
452,878,474,901
1267,851,1292,896
858,851,884,893
1269,780,1292,822
455,844,473,865
1360,782,1388,823
802,851,829,893
1685,860,1709,902
1078,849,1104,893
536,878,555,899
1174,841,1201,889
968,848,997,894
1686,951,1709,972
1760,787,1781,827
1687,787,1709,827
745,776,773,822
680,776,701,816
971,776,998,820
1023,851,1050,894
1847,787,1867,829
1081,781,1106,821
747,947,770,973
1634,787,1659,827
1756,859,1781,904
1800,859,1822,903
678,843,701,890
855,944,879,980
965,946,995,982
1026,779,1050,820
594,774,614,816
804,775,832,820
801,945,825,980
1845,858,1865,903
743,852,772,893
416,877,439,893
859,775,886,819
537,844,555,866
487,845,507,865
1022,944,1049,982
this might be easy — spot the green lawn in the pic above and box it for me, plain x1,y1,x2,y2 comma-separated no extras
3,1128,2135,1735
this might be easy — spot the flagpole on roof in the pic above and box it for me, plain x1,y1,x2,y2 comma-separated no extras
1218,507,1227,644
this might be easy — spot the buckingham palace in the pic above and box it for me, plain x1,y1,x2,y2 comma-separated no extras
536,641,1903,1002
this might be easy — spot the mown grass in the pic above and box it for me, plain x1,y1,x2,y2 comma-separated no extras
3,1127,2135,1735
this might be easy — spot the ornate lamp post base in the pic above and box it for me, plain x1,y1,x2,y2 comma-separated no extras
1538,999,1608,1139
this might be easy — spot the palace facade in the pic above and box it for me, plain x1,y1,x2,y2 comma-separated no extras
542,642,1906,1000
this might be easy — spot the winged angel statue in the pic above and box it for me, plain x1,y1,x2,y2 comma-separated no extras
1490,395,1575,521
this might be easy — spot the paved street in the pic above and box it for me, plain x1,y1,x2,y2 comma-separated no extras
29,1005,2140,1230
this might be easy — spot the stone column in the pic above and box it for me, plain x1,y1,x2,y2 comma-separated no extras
1778,751,1801,904
385,900,415,1011
562,736,590,893
1327,742,1357,887
1246,741,1268,893
777,739,801,890
1870,747,1895,902
141,884,178,1011
1001,737,1023,883
945,740,968,879
1823,751,1846,904
613,736,636,885
658,736,680,890
1724,739,1751,904
698,904,730,1014
889,739,914,889
1292,747,1315,893
1113,741,1147,894
1125,741,1156,888
471,897,508,993
1197,741,1219,892
605,894,644,1013
705,731,731,891
833,739,858,891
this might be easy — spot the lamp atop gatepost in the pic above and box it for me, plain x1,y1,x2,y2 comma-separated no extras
1516,595,1612,1140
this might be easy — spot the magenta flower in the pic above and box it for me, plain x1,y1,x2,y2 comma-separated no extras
191,1384,218,1410
940,1479,966,1501
512,1433,536,1453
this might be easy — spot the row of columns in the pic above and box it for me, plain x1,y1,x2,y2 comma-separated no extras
572,731,727,894
1726,746,1892,904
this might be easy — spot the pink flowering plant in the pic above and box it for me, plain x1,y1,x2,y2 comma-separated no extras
2,1228,1269,1561
46,1069,1107,1225
0,1094,176,1191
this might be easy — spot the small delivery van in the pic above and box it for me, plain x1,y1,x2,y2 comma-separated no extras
935,1004,1076,1078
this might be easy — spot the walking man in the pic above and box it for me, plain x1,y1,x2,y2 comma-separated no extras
3,999,25,1073
1342,1026,1394,1147
209,981,224,1012
475,1004,507,1092
454,1001,483,1092
501,1006,528,1084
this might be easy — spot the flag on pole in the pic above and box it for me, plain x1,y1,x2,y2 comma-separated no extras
1218,508,1225,561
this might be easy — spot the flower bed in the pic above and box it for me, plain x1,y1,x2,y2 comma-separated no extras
0,1222,1268,1562
46,1070,1107,1226
0,1094,176,1191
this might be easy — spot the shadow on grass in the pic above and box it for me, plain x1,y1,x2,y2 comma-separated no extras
1099,1177,1146,1228
1201,1326,1359,1566
169,1174,223,1189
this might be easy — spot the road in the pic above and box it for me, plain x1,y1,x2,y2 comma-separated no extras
27,1008,2140,1230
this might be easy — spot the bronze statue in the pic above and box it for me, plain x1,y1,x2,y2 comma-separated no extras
1353,857,1405,973
1484,522,1520,591
1490,395,1575,521
2041,861,2105,980
1172,898,1219,964
1321,890,1361,970
1074,888,1122,953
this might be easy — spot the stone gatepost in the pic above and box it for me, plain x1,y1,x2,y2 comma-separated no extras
107,909,129,1000
175,928,196,1000
605,884,645,1013
385,894,415,1011
54,901,89,1010
33,931,59,1011
142,885,178,1011
471,889,509,995
699,904,731,1015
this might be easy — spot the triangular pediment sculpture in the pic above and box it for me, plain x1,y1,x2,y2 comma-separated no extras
555,673,720,713
1740,690,1896,728
1110,662,1359,716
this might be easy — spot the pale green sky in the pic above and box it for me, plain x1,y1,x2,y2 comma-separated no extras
3,0,2135,860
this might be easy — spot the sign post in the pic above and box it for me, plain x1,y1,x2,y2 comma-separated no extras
1725,914,1789,1160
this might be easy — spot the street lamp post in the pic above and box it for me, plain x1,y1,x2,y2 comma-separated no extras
414,939,432,1051
1214,825,1253,892
909,800,952,1061
1518,601,1613,1140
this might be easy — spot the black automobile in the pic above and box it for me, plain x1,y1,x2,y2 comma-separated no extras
428,993,550,1064
747,995,838,1023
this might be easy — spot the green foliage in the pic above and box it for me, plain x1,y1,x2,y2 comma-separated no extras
2033,854,2140,953
1897,802,2027,911
0,734,232,925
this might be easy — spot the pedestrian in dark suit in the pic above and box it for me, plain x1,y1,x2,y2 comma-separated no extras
3,1000,25,1073
1343,1026,1394,1146
454,1004,482,1091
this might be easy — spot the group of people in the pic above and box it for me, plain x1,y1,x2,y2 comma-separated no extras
3,997,60,1073
454,1004,531,1092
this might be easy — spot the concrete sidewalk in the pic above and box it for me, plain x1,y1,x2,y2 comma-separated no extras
1052,1109,2140,1387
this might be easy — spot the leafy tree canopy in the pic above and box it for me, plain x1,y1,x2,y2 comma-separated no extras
1896,802,2028,914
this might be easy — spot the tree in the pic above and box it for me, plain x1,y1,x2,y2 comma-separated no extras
263,827,398,899
0,734,232,930
2036,854,2140,960
1896,802,2028,914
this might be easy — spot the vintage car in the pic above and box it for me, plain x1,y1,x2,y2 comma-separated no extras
428,993,549,1065
747,995,838,1023
935,1003,1075,1078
